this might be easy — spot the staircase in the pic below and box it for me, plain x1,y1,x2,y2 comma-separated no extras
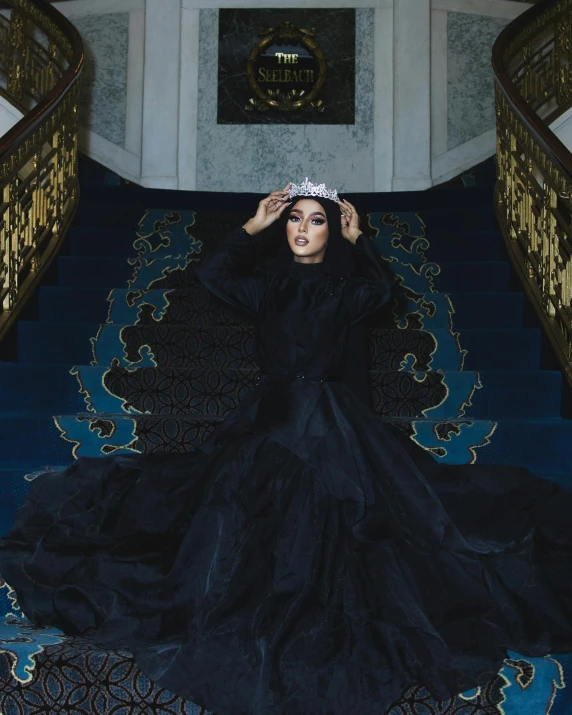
0,157,571,714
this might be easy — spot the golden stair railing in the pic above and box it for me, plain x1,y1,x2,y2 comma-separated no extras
493,0,572,385
0,0,83,340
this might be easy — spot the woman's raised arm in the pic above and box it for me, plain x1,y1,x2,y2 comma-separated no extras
337,198,397,324
196,184,292,314
348,234,396,324
196,226,267,314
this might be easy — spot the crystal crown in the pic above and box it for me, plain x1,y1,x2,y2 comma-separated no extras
287,178,339,203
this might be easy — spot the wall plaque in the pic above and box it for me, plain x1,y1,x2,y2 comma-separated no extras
217,9,355,125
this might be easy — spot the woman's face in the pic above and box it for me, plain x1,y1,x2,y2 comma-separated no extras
286,198,329,263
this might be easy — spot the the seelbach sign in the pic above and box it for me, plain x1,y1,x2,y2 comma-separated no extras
217,9,356,125
245,21,327,114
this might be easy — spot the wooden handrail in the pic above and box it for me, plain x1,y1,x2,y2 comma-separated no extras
492,0,572,185
492,0,572,385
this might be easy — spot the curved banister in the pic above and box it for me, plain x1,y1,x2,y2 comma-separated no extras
493,0,572,186
492,0,572,385
0,0,83,340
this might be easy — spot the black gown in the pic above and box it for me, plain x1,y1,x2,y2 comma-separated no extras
1,226,572,715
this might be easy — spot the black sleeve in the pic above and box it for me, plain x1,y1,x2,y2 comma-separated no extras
195,226,269,315
348,233,396,325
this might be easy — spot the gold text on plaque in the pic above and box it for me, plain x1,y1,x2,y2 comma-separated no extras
245,20,326,112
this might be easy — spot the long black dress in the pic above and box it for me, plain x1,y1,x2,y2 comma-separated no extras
1,225,572,715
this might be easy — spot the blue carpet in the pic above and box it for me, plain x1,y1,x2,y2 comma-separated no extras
0,156,571,714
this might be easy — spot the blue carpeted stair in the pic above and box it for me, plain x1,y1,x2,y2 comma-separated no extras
0,155,571,714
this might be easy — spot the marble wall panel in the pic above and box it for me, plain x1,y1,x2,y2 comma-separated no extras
447,11,509,150
73,13,129,148
197,8,374,193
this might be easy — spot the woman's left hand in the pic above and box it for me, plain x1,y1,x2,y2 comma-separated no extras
337,199,362,244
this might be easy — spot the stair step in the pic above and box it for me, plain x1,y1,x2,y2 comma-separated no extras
0,365,559,419
389,231,507,262
38,286,525,329
0,364,87,413
71,197,500,229
431,261,510,292
449,292,523,328
39,286,112,323
371,369,561,419
56,255,512,293
0,630,157,710
73,201,150,229
17,322,541,371
0,414,569,473
369,327,540,371
413,207,500,230
68,225,508,262
69,227,140,257
57,255,143,288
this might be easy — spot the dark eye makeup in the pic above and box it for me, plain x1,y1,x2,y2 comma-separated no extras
289,216,325,225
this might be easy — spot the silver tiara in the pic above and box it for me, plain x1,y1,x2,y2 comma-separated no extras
287,178,339,203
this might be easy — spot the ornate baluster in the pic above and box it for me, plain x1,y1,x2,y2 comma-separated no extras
542,183,557,317
0,0,82,338
494,0,572,384
7,9,25,102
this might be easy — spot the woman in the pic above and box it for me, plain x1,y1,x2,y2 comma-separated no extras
1,179,572,715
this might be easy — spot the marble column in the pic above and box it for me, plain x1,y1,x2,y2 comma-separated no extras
373,5,394,193
393,0,431,191
141,0,181,189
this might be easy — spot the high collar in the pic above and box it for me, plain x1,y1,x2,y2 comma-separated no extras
288,260,327,279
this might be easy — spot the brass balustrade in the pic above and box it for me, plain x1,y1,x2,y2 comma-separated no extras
0,0,82,340
493,0,572,385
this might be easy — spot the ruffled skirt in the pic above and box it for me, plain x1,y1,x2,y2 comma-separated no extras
1,376,572,714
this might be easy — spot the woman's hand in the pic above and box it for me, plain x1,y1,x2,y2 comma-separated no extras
243,183,292,235
337,198,362,244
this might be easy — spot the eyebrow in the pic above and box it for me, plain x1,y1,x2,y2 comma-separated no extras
289,208,326,218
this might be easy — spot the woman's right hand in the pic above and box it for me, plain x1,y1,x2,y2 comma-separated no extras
243,183,292,235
